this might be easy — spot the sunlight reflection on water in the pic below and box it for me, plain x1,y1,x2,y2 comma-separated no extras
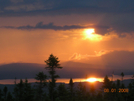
0,75,133,84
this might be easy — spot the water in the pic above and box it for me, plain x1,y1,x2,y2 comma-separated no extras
0,75,133,84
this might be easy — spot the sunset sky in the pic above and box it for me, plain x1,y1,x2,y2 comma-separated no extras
0,0,134,76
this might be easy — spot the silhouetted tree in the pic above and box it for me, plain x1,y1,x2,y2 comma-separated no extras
3,86,7,100
116,79,126,101
121,72,124,83
34,72,47,101
120,83,127,101
110,82,117,101
7,92,13,101
0,89,3,101
126,75,134,100
13,79,24,101
45,54,62,101
23,78,34,101
103,75,112,89
90,83,95,97
76,82,88,101
128,82,134,100
14,77,17,85
102,75,113,101
56,83,68,101
69,78,74,101
116,79,121,89
96,91,103,101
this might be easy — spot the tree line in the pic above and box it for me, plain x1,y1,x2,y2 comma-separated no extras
0,54,134,101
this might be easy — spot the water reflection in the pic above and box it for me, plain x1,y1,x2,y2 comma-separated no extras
0,75,133,84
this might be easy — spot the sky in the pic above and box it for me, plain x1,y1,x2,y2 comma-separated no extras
0,0,134,76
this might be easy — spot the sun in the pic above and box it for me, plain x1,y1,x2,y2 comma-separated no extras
86,78,97,83
85,29,95,37
84,29,102,41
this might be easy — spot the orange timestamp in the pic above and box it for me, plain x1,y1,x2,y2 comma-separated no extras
104,88,129,93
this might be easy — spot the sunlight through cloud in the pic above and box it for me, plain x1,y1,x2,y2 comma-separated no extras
83,29,103,41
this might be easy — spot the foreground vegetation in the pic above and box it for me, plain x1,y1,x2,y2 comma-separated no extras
0,54,134,101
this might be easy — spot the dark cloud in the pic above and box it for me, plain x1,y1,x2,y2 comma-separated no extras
0,0,134,17
67,50,134,75
0,0,134,33
1,22,110,31
101,50,134,69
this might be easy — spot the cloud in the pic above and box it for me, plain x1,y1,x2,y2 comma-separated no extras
0,0,134,34
0,0,134,16
1,22,85,30
69,53,92,60
10,0,23,4
94,50,113,56
69,50,112,60
69,53,80,60
1,22,110,31
5,3,46,12
101,50,134,67
69,50,134,72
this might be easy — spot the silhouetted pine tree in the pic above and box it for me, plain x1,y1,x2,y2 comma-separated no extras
68,78,74,101
116,79,121,89
121,72,124,84
45,54,62,101
6,92,13,101
0,89,3,101
76,82,89,101
90,83,97,101
127,82,134,100
56,83,68,101
96,91,103,101
3,86,7,100
90,83,95,96
109,82,118,101
34,72,47,101
120,73,128,101
102,75,113,101
23,78,34,101
13,79,24,101
115,79,126,101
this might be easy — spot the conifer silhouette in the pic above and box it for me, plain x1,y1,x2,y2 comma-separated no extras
45,54,62,101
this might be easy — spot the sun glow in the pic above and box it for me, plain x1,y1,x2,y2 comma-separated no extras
84,29,103,41
87,78,97,83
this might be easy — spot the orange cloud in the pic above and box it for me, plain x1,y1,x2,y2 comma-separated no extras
69,50,113,60
69,53,93,60
94,50,113,56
